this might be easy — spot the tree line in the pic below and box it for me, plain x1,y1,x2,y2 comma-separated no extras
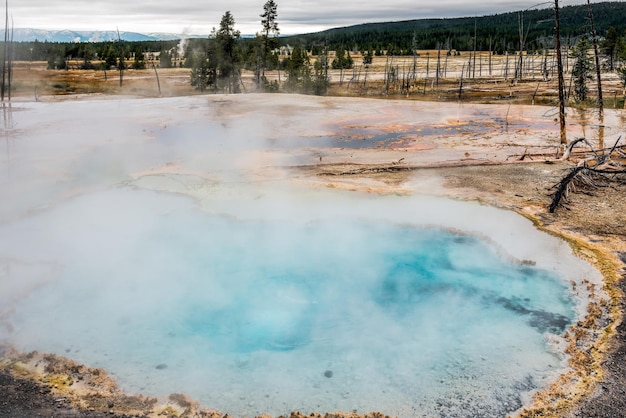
284,1,626,55
8,39,180,70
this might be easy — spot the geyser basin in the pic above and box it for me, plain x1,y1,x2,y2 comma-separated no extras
0,186,597,418
0,96,606,417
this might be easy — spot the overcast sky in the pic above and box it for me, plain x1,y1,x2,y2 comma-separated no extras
14,0,588,35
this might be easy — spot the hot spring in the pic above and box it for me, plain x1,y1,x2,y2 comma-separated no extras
0,96,602,417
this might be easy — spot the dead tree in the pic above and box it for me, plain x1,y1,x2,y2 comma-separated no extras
587,0,604,150
117,28,124,88
152,63,161,97
362,64,368,88
505,51,510,80
383,55,390,95
472,18,477,79
435,44,441,87
458,63,465,100
549,136,625,212
424,52,430,94
6,14,12,102
411,33,418,84
587,0,603,116
488,37,493,76
1,0,7,101
554,0,567,145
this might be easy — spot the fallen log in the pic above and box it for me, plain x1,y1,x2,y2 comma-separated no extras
549,166,586,213
549,136,625,212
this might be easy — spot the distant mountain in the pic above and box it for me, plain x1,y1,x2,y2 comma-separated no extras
284,1,626,53
12,28,208,43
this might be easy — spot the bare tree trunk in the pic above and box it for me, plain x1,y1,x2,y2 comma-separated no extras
532,82,540,105
564,39,570,73
586,0,604,149
412,33,417,83
362,65,368,88
152,63,161,97
458,63,465,100
394,64,399,91
587,0,603,117
436,44,441,87
383,55,389,94
254,57,261,90
566,63,574,101
7,15,12,102
554,0,567,145
505,51,509,80
517,12,523,80
488,37,492,76
472,18,477,79
117,28,124,88
1,0,7,102
425,51,430,90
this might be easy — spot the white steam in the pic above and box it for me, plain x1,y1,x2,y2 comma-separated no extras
0,95,604,417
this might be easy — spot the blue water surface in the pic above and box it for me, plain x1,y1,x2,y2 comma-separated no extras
1,188,576,417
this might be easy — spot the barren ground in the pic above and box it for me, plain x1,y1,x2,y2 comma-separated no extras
1,64,625,418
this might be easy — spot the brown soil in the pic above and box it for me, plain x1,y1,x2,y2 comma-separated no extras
0,368,133,418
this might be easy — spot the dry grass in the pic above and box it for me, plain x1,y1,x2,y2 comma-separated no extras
11,54,626,108
11,61,197,99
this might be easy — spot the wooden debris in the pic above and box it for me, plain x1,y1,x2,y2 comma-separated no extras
549,136,625,213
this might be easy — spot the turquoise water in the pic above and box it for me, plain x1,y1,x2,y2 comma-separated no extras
0,188,577,417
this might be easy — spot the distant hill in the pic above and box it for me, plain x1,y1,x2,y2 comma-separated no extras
10,1,626,53
283,1,626,53
12,28,206,43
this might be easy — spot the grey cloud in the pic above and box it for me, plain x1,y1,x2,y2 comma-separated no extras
14,0,585,34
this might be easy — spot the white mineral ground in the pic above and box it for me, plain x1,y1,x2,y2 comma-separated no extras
0,94,624,417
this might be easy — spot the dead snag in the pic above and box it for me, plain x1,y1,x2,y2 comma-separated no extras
549,136,625,212
549,165,585,213
560,137,598,161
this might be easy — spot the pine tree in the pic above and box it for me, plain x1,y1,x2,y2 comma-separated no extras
600,27,622,71
284,46,309,92
132,53,146,70
571,35,593,102
331,47,353,70
215,11,241,92
189,51,213,91
159,49,172,68
312,50,329,95
260,0,279,84
363,48,373,65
